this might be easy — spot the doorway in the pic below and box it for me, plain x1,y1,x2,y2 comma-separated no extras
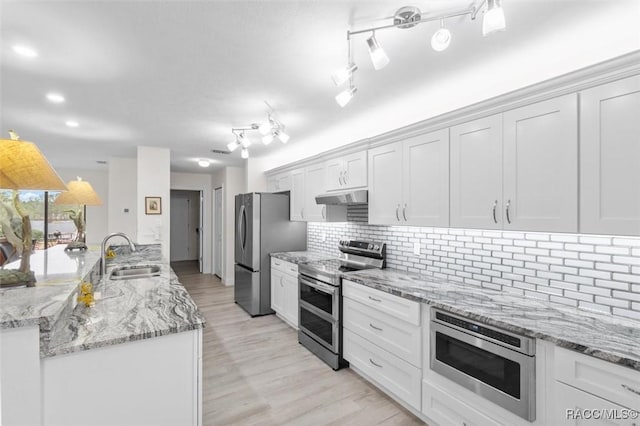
214,187,223,279
170,190,202,270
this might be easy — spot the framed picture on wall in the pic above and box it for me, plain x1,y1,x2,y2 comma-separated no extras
145,196,162,215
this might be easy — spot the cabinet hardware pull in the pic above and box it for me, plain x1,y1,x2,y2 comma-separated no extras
339,172,344,186
403,204,407,221
322,206,326,219
395,205,400,221
505,199,511,224
369,323,383,331
369,358,383,368
275,262,281,266
621,384,640,396
343,170,348,185
492,200,498,224
368,296,382,302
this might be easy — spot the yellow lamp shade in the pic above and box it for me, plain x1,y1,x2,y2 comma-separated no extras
54,178,102,206
0,138,67,190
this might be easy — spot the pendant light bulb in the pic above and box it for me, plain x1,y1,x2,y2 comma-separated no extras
240,132,251,148
277,130,290,144
241,148,249,159
431,20,451,52
259,121,272,136
335,86,357,108
366,33,390,70
262,133,274,145
331,63,358,86
483,0,506,36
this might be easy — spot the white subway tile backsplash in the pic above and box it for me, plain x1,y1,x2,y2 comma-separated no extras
307,223,640,319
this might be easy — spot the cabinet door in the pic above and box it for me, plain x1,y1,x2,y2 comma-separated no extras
290,168,305,221
343,151,367,189
368,142,403,225
282,274,299,329
266,176,277,192
581,75,640,235
304,164,327,222
503,94,578,232
270,269,284,313
276,173,291,192
326,158,344,191
554,382,635,425
403,129,450,227
450,114,503,229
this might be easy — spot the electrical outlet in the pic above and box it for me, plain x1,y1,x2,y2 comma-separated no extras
413,241,421,255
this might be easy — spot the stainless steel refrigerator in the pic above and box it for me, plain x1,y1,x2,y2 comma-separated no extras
234,192,307,316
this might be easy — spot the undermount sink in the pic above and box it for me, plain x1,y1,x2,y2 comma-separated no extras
109,265,161,280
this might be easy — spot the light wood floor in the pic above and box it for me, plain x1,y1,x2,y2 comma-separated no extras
172,261,425,426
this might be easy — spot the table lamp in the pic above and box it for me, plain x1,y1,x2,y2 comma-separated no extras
54,177,102,251
0,130,67,287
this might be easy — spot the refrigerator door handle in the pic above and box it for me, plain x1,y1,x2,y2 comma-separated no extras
238,204,246,253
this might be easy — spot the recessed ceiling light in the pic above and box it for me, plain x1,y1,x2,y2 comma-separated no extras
46,93,65,103
198,159,211,167
12,45,38,58
65,120,79,128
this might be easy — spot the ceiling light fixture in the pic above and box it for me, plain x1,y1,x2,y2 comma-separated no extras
431,19,452,52
198,159,211,167
241,148,249,159
239,132,251,148
366,32,390,71
275,130,290,144
262,134,274,145
46,93,65,103
12,45,38,58
227,103,290,157
482,0,506,36
65,120,79,128
227,138,240,152
333,1,507,102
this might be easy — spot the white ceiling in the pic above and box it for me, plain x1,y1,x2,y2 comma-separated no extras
1,0,639,174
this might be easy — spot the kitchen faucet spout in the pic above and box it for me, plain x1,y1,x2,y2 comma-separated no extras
100,233,136,276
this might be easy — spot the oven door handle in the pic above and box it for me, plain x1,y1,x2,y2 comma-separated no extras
299,276,336,294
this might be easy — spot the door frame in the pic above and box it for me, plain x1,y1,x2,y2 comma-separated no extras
213,186,224,280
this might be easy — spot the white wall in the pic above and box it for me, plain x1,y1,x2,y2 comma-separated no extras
170,172,213,274
56,167,108,245
137,147,170,259
107,157,137,240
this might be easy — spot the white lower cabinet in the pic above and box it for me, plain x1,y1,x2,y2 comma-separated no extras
422,380,506,426
270,258,299,329
554,383,637,426
343,328,422,410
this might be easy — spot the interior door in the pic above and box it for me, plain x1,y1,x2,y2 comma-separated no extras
450,114,503,229
503,94,578,232
214,187,223,278
169,196,190,261
403,129,450,227
368,142,403,225
198,191,203,272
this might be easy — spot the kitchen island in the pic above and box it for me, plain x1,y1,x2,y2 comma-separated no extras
0,244,205,426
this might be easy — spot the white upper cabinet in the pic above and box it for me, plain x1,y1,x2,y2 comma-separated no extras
368,142,404,225
303,163,327,222
266,172,291,192
290,168,305,221
450,114,503,229
326,151,367,191
503,94,578,232
369,129,450,226
402,129,450,227
580,75,640,235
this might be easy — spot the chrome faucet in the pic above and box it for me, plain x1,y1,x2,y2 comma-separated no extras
101,232,137,276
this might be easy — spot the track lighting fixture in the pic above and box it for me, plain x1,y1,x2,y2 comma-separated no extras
483,0,506,36
227,106,290,157
431,19,451,52
366,33,390,71
332,1,507,104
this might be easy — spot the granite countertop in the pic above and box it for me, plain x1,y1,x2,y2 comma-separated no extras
342,268,640,371
1,244,205,359
270,250,339,264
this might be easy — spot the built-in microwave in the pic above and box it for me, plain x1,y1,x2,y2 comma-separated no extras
430,309,536,421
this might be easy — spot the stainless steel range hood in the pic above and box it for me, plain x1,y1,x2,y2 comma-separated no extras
315,189,368,205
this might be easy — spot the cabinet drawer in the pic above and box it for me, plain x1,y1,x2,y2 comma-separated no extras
343,280,420,326
343,328,421,410
271,258,298,276
422,380,506,426
555,347,640,410
554,382,637,426
343,297,421,367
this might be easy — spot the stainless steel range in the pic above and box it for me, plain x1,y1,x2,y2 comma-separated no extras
298,239,386,370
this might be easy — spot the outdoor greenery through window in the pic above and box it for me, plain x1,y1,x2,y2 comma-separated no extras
0,190,77,265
